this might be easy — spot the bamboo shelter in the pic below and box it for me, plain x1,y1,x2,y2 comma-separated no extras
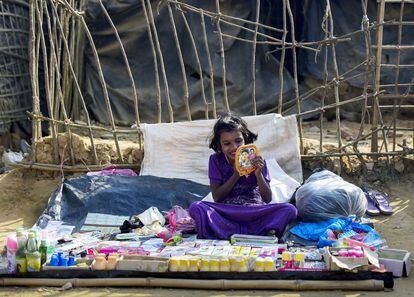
5,0,414,173
0,0,32,137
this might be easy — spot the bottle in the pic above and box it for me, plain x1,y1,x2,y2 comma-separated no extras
219,258,230,272
15,230,27,273
253,257,265,272
5,234,18,274
39,240,48,265
26,232,41,272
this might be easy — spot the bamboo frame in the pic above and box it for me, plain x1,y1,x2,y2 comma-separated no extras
20,0,414,172
0,277,385,291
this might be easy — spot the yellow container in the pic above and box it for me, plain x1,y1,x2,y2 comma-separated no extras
169,257,180,272
199,259,210,272
264,257,275,271
220,258,230,272
253,257,265,272
210,258,220,272
178,257,189,272
236,257,249,272
188,257,199,272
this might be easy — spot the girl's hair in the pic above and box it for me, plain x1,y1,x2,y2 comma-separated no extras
209,114,258,152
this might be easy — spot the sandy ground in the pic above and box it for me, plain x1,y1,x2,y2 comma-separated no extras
0,169,412,296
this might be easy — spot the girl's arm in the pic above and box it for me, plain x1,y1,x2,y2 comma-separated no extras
252,156,272,203
210,171,240,203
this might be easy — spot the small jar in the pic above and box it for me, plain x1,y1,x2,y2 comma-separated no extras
199,259,210,272
210,258,220,272
220,258,230,272
169,257,180,272
253,257,265,272
92,255,107,270
106,253,119,270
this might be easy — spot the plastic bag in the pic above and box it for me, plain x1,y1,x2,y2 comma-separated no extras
295,170,367,222
2,150,23,171
168,205,195,233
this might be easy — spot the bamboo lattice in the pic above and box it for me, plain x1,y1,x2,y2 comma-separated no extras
3,0,412,172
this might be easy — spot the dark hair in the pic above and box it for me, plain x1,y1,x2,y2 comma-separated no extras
209,114,258,152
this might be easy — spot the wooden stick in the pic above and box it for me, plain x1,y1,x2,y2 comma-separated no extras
140,0,162,123
29,0,40,162
277,0,287,114
98,0,141,127
48,2,98,164
251,0,260,115
0,277,385,291
35,0,59,164
287,0,303,154
215,0,230,112
79,16,124,162
372,0,385,153
200,10,217,118
146,0,174,122
167,3,191,121
179,7,208,119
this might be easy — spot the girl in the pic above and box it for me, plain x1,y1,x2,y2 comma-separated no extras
189,114,297,239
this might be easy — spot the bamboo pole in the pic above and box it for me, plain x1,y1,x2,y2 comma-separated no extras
34,0,59,164
326,0,343,174
251,0,260,116
391,0,405,152
48,2,98,164
0,277,385,291
372,0,385,153
140,0,162,123
167,0,284,33
97,0,141,127
45,0,76,166
200,10,217,118
167,3,191,121
13,161,140,172
215,0,230,113
277,0,287,115
319,9,329,153
286,0,303,154
178,6,209,119
146,0,174,122
79,13,124,162
29,0,40,162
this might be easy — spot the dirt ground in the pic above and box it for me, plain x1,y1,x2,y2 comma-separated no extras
0,168,412,296
0,117,412,296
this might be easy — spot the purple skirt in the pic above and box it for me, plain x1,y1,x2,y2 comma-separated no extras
188,201,297,239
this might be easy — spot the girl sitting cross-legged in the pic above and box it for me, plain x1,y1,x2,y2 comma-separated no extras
189,114,297,239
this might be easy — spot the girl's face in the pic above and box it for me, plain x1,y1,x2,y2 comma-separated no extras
219,130,245,162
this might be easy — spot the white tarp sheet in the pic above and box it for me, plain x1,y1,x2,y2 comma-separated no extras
140,114,303,185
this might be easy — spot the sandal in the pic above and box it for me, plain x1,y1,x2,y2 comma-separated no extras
362,187,393,216
371,190,393,215
363,190,380,216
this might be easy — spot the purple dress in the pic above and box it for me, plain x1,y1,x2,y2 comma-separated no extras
189,153,297,239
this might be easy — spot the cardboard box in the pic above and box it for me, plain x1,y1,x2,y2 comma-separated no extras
378,248,411,277
116,255,169,272
324,247,372,271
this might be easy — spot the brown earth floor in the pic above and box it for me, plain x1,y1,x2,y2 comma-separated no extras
0,169,412,296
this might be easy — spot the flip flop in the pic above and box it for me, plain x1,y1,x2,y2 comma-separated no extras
364,191,381,216
371,190,394,215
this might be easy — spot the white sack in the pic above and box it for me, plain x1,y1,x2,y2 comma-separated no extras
140,114,302,185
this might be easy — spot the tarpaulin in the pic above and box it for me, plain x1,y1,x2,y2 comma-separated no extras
36,175,210,232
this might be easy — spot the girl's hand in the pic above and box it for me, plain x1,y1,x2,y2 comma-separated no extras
251,156,264,177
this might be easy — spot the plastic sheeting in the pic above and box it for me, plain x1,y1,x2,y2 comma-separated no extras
36,175,210,232
302,0,414,90
295,170,367,222
82,0,294,124
139,114,303,185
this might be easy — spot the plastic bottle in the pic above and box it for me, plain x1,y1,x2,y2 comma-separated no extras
15,229,27,273
39,240,48,265
26,232,41,272
5,234,18,274
253,257,265,272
